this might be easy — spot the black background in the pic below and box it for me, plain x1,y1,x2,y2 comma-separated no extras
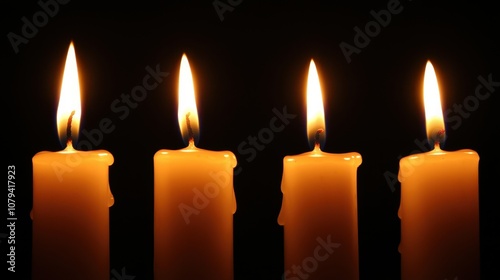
3,1,499,279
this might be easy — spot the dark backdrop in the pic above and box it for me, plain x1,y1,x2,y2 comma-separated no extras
4,1,499,279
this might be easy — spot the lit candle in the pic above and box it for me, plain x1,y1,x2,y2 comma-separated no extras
31,42,114,280
154,54,237,280
398,61,480,280
278,59,362,280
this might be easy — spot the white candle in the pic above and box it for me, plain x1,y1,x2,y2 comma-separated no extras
398,61,480,280
154,54,237,280
32,42,114,280
278,59,362,280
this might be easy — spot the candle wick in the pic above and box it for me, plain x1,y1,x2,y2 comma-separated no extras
434,142,440,150
314,128,324,150
186,112,195,144
66,110,76,147
432,128,446,149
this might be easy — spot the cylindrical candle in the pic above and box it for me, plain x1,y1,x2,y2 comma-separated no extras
398,147,480,280
32,148,114,280
154,143,236,280
278,59,361,280
278,149,361,280
398,61,480,280
154,54,237,280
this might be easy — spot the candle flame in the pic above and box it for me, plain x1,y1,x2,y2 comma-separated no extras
306,59,326,150
57,41,81,148
178,54,199,146
423,60,446,146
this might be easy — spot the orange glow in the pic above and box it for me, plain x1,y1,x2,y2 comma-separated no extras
306,59,326,150
57,42,81,148
423,61,446,145
178,54,199,146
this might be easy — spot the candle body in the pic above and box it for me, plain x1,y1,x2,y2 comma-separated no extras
398,149,480,280
154,147,237,280
32,149,114,280
278,150,362,280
